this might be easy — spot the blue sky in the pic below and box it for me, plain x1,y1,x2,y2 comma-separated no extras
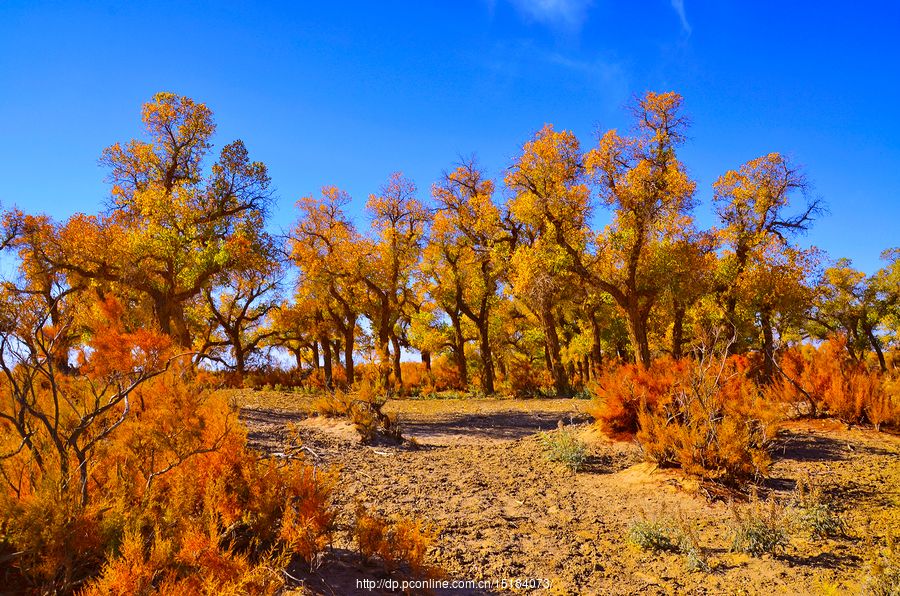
1,0,898,274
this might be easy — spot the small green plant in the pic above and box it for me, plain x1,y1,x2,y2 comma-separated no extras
626,508,709,571
627,516,676,552
791,476,846,538
728,490,790,557
539,422,588,472
572,386,594,400
675,510,709,572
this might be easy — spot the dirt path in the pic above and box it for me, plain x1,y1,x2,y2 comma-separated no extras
233,391,900,595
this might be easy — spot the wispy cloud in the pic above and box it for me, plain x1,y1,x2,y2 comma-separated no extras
484,38,630,111
503,0,595,31
670,0,691,35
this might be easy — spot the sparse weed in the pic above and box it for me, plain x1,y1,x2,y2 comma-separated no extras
791,476,846,538
626,508,709,572
728,490,790,557
675,509,710,572
862,521,900,596
539,422,588,472
627,515,676,552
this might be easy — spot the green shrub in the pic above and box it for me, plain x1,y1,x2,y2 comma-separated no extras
539,423,588,472
626,509,709,572
626,517,676,552
728,492,790,556
791,477,845,538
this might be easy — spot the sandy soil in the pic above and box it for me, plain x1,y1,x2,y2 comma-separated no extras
232,390,900,596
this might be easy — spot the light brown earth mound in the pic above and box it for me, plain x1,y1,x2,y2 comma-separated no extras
233,390,900,595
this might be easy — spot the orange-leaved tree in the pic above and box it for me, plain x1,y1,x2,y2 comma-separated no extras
505,124,588,394
361,173,430,390
582,91,699,368
429,158,513,393
713,152,824,379
33,93,273,348
289,186,366,387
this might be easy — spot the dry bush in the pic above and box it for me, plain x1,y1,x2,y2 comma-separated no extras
508,360,550,398
353,502,436,576
0,303,338,594
769,337,900,429
635,350,778,486
313,388,354,417
872,376,900,431
863,520,900,596
589,357,687,433
313,381,402,444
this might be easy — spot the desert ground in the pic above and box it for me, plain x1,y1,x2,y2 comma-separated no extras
232,390,900,596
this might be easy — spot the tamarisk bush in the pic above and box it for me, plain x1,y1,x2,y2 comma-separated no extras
592,330,779,487
0,296,337,594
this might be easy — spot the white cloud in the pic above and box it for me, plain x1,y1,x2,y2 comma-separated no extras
484,38,631,110
670,0,691,35
505,0,594,30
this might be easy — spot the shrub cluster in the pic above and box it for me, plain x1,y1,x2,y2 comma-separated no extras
0,367,337,595
538,422,588,472
769,338,900,430
313,379,403,444
0,309,429,594
592,350,778,487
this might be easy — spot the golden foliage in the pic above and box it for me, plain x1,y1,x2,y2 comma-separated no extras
353,502,436,576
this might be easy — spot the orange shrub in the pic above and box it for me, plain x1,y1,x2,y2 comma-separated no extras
1,366,338,595
635,355,778,485
769,337,900,429
589,357,688,433
508,360,550,398
353,502,436,576
430,356,462,391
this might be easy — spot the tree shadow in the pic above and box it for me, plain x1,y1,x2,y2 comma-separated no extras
772,430,851,463
401,410,591,443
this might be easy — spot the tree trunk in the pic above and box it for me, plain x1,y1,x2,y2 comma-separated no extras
234,339,246,377
477,322,495,394
344,315,356,386
311,341,320,370
863,324,887,372
316,312,333,389
449,309,467,387
390,333,403,388
671,300,686,361
422,349,431,371
624,303,652,368
760,309,774,384
588,311,603,377
290,346,304,371
541,304,569,396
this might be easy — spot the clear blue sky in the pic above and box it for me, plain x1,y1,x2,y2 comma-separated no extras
1,0,898,274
